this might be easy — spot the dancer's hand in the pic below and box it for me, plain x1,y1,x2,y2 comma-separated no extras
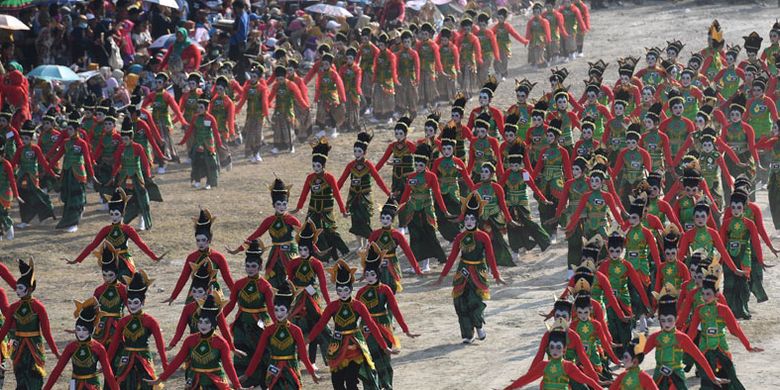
495,276,507,286
714,378,731,385
404,331,420,338
226,245,243,255
233,349,247,358
143,379,161,386
748,346,764,353
62,257,78,265
312,373,321,383
161,297,175,305
15,196,24,204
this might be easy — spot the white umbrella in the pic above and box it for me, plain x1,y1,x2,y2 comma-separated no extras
143,0,179,10
0,14,28,31
305,3,353,18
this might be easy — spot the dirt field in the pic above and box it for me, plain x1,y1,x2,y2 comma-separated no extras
4,1,780,388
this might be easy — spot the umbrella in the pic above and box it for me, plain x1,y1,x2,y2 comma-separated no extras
0,0,34,11
0,14,29,30
149,33,205,51
27,65,80,82
143,0,179,10
305,3,353,18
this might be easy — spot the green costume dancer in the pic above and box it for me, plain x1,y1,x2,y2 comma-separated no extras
502,142,551,254
397,143,450,269
596,228,652,347
223,240,275,388
720,190,763,320
92,108,120,200
532,119,572,240
0,106,20,161
242,281,319,388
294,139,350,263
111,117,158,230
67,188,164,282
90,242,126,349
368,197,422,290
0,259,60,389
375,117,416,198
309,260,386,390
287,220,332,369
687,272,764,390
437,192,506,344
571,283,621,383
43,300,120,390
565,167,625,243
612,126,651,208
357,244,420,390
552,156,589,268
525,101,549,169
714,45,744,101
142,73,189,168
602,90,631,163
36,110,62,193
0,143,19,239
179,94,222,189
50,112,96,232
473,162,516,266
108,271,168,390
723,93,759,198
337,132,391,241
432,123,474,242
150,295,243,389
13,121,56,227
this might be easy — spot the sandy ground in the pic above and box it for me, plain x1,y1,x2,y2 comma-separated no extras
4,1,780,388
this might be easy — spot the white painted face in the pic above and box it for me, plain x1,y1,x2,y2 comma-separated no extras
415,161,426,172
442,144,454,157
545,131,556,144
702,141,714,153
127,298,143,314
553,309,570,322
643,117,655,130
516,90,527,102
621,351,635,368
197,317,213,334
659,314,676,331
626,138,638,150
642,88,654,102
694,210,708,226
75,325,91,341
274,200,288,214
380,214,393,227
572,165,582,178
695,116,706,130
364,270,378,284
191,287,207,301
614,103,625,116
312,162,324,174
666,49,678,61
15,284,28,298
548,341,565,359
555,96,568,111
336,285,352,301
102,270,117,284
479,93,490,106
476,127,488,139
532,115,544,127
509,162,522,172
701,286,716,302
589,176,602,190
629,213,641,226
505,131,516,143
681,73,692,86
245,261,260,277
664,248,677,262
425,126,436,138
451,111,461,122
729,110,743,123
480,166,492,181
196,234,210,251
110,209,123,224
608,246,623,260
576,307,590,322
581,127,592,140
464,214,478,230
394,128,406,141
274,305,289,321
671,102,684,116
646,54,657,67
353,146,365,159
298,246,310,259
730,201,745,217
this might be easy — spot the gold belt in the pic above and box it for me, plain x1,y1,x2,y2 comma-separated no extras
272,240,294,247
124,347,149,352
191,367,221,373
239,307,267,314
271,354,295,360
370,311,388,318
116,249,129,255
15,331,40,337
100,312,121,318
336,329,358,335
461,259,483,265
72,373,99,380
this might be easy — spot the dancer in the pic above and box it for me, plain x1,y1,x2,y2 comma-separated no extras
66,188,164,281
179,93,223,190
472,161,516,266
142,73,188,170
12,123,56,228
230,177,300,288
308,259,389,389
293,139,350,263
376,116,416,198
397,143,451,270
222,240,275,387
147,295,245,389
241,280,319,388
0,259,60,389
0,143,20,240
337,132,391,245
166,208,234,304
436,192,506,343
236,63,269,163
43,300,119,390
432,123,474,242
268,66,309,153
110,117,158,230
368,197,422,292
90,243,127,348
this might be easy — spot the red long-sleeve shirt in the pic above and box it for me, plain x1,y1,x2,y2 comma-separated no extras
157,333,241,389
314,67,347,104
609,368,658,390
719,215,764,266
73,223,160,263
612,146,653,179
46,136,96,180
368,227,422,275
356,282,411,338
307,299,389,351
677,226,739,272
110,142,151,179
530,329,598,379
398,170,449,213
44,339,119,390
244,321,316,380
268,79,309,110
467,136,504,176
142,91,188,126
107,313,168,369
505,358,601,390
376,140,417,171
167,249,235,302
686,302,755,351
285,256,331,304
0,298,60,357
598,258,652,309
239,213,301,248
235,80,269,117
208,94,236,137
373,48,400,84
440,230,501,281
416,39,444,73
454,32,484,65
179,112,223,150
223,275,278,318
11,144,55,177
159,43,202,72
722,201,775,250
295,172,346,213
525,15,551,43
167,300,234,350
337,159,391,196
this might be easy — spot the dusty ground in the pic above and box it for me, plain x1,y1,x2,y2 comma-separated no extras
4,1,780,388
